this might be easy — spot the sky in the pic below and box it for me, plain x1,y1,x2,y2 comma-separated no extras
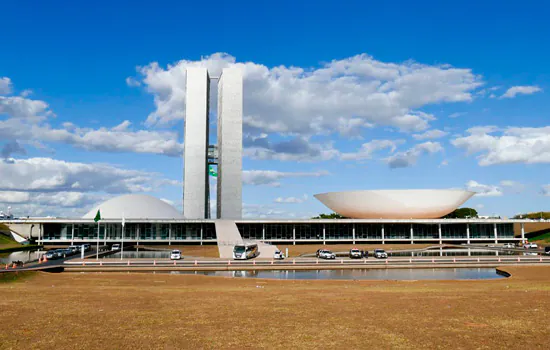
0,0,549,219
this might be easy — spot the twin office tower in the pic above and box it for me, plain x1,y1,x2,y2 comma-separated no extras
183,68,242,219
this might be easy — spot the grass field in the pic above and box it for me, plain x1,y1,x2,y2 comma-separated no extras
531,232,550,243
0,233,21,251
1,266,549,349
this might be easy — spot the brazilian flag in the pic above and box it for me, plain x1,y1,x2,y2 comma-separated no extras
209,165,217,177
94,209,101,222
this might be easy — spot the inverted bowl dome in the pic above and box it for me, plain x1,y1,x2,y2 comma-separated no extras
314,190,475,219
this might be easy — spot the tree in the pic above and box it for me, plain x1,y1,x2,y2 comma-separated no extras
442,208,478,219
311,213,348,219
513,212,550,220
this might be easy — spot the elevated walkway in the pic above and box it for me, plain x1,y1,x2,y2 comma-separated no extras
214,220,279,259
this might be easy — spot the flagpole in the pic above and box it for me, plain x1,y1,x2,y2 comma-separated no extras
121,214,125,260
96,220,100,259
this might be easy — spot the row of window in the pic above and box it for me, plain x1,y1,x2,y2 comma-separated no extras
41,223,515,240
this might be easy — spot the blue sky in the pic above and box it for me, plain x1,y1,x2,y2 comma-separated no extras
0,0,548,218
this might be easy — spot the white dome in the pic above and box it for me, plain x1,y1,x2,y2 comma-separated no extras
314,189,475,219
83,194,183,219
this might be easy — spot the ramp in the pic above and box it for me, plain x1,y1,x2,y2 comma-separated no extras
214,220,280,259
214,220,244,258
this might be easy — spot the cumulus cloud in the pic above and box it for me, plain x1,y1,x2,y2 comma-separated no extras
0,157,178,194
133,52,482,134
243,135,340,162
386,142,443,168
466,180,503,197
412,129,449,140
501,85,542,99
242,170,329,187
1,140,26,159
274,194,308,204
0,77,12,95
340,139,401,161
452,126,550,165
0,95,51,120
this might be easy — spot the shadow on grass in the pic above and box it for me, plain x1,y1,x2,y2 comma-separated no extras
0,271,36,284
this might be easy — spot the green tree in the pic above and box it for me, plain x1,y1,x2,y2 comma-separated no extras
442,208,478,219
512,212,550,220
312,213,348,219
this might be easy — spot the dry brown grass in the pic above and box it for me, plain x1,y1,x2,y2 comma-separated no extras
1,266,550,349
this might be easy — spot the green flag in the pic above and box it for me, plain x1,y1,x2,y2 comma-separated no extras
209,165,217,177
94,209,101,222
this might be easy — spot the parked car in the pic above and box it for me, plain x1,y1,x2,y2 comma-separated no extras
524,243,538,249
273,250,285,260
373,249,388,259
318,249,336,259
502,243,515,249
545,247,550,255
45,250,60,260
111,244,121,251
170,250,182,260
349,248,362,259
67,245,79,253
60,248,74,257
82,243,91,252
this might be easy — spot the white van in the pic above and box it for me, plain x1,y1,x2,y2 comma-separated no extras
170,250,182,260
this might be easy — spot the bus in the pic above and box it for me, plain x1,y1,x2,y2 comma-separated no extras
233,243,259,260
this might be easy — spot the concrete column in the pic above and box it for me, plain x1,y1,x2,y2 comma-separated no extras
410,224,414,244
494,223,498,244
438,224,442,245
352,223,356,244
466,224,470,244
168,223,172,245
200,225,203,245
136,225,140,246
292,224,296,245
262,224,265,241
381,224,385,244
39,224,42,245
71,223,75,245
183,68,210,219
521,223,525,241
323,224,326,245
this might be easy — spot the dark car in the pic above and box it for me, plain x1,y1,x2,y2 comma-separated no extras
545,247,550,255
45,250,59,260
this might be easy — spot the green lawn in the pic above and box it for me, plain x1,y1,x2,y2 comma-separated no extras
531,232,550,243
0,233,16,245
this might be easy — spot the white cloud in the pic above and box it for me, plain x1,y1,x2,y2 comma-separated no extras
466,180,503,197
541,185,550,196
501,85,542,99
274,194,308,204
386,142,443,168
125,77,141,87
243,135,340,162
448,112,466,118
499,180,525,194
340,139,401,161
0,157,177,194
452,126,550,165
242,170,329,187
0,77,12,95
0,95,51,120
134,52,482,135
412,129,449,140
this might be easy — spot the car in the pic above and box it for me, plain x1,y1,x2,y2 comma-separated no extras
170,250,182,260
524,243,538,249
349,248,362,259
67,245,80,253
502,243,515,249
44,250,60,260
545,247,550,255
82,243,91,252
273,250,285,260
318,249,336,259
60,248,75,257
373,249,388,259
111,244,121,251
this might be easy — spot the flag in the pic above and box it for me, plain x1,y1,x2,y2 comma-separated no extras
209,165,217,177
94,209,101,223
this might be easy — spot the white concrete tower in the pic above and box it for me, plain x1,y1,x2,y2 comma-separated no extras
216,68,243,219
183,68,210,219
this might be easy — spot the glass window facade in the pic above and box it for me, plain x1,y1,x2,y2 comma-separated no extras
412,224,439,239
355,224,382,239
264,224,293,240
469,224,493,239
441,224,468,239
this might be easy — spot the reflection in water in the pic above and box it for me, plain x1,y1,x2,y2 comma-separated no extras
169,268,504,280
0,250,45,264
